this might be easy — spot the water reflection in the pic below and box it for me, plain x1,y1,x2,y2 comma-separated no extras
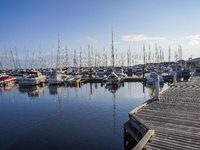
0,82,158,150
49,85,63,95
19,85,47,98
105,84,122,135
0,85,17,92
105,84,121,94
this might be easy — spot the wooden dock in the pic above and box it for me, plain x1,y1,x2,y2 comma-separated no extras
124,77,200,149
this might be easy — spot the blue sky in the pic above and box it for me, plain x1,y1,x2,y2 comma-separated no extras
1,0,200,67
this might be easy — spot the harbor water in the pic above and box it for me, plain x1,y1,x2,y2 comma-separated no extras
0,82,168,150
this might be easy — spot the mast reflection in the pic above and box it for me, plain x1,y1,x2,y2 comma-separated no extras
105,84,122,135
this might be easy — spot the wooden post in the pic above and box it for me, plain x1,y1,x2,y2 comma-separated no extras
191,71,193,79
155,74,160,100
143,65,145,79
173,72,177,85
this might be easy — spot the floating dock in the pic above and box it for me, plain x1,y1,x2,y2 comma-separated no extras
124,77,200,149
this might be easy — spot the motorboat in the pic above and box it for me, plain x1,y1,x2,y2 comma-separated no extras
0,76,17,87
145,72,164,85
18,71,47,86
48,72,70,85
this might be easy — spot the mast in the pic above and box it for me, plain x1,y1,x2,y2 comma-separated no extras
52,44,55,68
159,46,162,62
4,44,8,70
111,28,114,69
148,45,151,63
178,45,182,61
79,46,82,68
143,43,145,64
65,45,69,68
56,33,61,70
88,45,91,68
31,51,35,70
168,46,171,62
73,49,77,68
15,47,21,69
0,61,3,70
39,45,42,69
10,50,16,69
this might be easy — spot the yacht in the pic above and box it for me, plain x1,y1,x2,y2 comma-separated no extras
0,75,17,87
19,71,47,86
48,72,70,85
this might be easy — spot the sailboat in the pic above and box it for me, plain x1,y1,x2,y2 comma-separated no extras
105,72,121,87
105,28,122,87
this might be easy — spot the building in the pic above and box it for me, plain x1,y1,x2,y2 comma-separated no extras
186,57,200,71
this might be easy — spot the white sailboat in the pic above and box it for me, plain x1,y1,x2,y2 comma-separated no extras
105,72,121,87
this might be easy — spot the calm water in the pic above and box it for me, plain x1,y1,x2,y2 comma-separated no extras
0,82,168,150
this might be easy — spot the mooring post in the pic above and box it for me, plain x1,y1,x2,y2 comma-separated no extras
191,71,194,79
143,65,145,79
155,74,160,100
173,72,177,85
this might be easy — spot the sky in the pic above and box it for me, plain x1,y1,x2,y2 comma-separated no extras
1,0,200,68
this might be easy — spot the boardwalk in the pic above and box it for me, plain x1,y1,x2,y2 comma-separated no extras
126,77,200,150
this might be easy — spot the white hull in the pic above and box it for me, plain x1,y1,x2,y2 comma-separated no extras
145,72,164,85
48,74,69,85
19,72,47,86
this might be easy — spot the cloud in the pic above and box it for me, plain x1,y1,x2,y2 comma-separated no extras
182,35,200,46
182,35,200,40
86,36,97,43
122,35,166,42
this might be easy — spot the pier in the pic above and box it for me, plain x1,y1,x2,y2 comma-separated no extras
124,76,200,149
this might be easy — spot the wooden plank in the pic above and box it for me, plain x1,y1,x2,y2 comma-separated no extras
133,129,154,150
129,114,150,131
124,121,142,143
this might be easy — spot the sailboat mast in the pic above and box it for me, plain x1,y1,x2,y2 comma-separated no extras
4,44,8,70
56,33,61,70
143,44,145,64
112,28,114,68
